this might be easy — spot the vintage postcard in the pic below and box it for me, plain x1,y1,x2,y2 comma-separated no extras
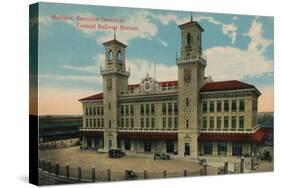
29,2,274,186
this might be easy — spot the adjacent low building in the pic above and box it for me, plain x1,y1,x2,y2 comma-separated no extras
79,17,264,158
39,115,82,142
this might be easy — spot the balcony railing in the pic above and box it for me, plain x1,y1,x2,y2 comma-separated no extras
200,126,259,134
117,127,178,132
80,127,104,131
100,65,130,76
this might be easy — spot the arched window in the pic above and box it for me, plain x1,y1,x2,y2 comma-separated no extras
108,50,113,61
198,34,201,48
187,33,192,47
117,50,122,62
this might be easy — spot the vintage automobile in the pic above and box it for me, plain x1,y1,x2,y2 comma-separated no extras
154,153,171,160
108,149,126,159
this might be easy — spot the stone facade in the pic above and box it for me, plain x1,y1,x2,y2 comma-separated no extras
79,18,262,159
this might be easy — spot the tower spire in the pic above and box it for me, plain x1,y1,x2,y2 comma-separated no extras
113,28,116,40
190,12,193,22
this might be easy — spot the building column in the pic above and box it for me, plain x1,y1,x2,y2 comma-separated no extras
212,142,218,156
227,142,232,156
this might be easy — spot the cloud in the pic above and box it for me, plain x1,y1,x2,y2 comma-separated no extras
205,18,273,81
126,58,177,84
97,11,158,44
62,53,104,74
157,38,168,47
39,74,101,83
151,13,238,44
246,18,273,52
195,16,237,44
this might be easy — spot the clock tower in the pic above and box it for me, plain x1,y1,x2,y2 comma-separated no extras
101,32,130,151
176,16,206,158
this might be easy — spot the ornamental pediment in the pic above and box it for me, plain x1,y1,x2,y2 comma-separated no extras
135,73,161,94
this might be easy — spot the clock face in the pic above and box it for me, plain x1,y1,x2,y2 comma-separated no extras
144,81,151,92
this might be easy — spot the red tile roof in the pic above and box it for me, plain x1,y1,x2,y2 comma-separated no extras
128,84,140,90
179,20,204,32
159,80,178,87
79,92,103,101
80,79,259,101
102,39,127,48
200,80,257,92
198,130,264,143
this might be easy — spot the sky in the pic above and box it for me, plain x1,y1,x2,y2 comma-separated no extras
33,2,274,115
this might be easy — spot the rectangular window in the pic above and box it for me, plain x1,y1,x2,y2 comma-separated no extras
146,118,150,128
101,119,104,127
203,142,213,155
217,141,227,156
231,116,236,129
146,104,150,115
232,100,237,112
239,100,245,112
203,101,208,113
217,101,222,112
90,119,92,127
168,117,172,128
162,117,166,128
185,120,189,128
141,118,144,128
186,98,189,106
209,117,214,129
97,107,100,115
203,117,207,128
224,100,229,112
252,99,257,111
151,117,155,128
217,117,221,129
93,107,96,115
86,119,88,127
85,108,89,116
130,105,134,115
224,116,229,128
126,118,129,128
121,118,124,127
151,104,155,115
94,119,96,127
89,107,92,115
124,140,131,150
125,105,129,115
100,107,104,116
130,118,134,128
232,143,242,156
239,116,244,128
141,104,144,116
98,119,100,127
121,106,124,116
168,103,172,115
108,103,111,110
210,101,214,112
174,103,178,115
162,103,166,115
174,117,178,129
